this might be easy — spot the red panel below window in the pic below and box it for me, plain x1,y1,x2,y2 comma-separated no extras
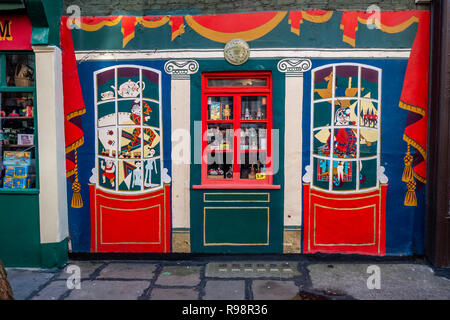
303,183,387,256
89,184,171,253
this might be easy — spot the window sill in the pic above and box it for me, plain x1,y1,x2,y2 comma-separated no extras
0,188,39,195
192,184,280,190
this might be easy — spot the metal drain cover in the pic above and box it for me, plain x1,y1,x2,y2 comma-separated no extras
205,262,300,278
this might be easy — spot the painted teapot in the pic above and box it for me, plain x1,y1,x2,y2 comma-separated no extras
112,79,145,98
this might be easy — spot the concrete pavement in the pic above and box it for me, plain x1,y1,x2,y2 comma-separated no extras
5,257,450,300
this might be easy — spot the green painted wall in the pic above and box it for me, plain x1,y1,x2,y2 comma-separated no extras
0,193,41,267
189,59,285,253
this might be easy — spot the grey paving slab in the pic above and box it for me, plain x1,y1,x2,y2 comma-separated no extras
205,261,300,278
308,263,450,300
58,262,104,279
97,262,157,279
156,266,201,286
203,280,245,300
65,280,150,300
5,269,55,300
31,280,70,300
150,288,199,300
252,280,299,300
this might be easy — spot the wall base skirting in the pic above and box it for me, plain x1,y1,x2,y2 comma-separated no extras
40,238,68,269
283,227,301,253
172,229,191,253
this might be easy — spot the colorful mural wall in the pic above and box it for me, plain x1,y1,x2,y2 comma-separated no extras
61,10,430,256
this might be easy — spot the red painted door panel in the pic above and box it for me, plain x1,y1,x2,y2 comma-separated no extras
303,183,387,255
89,183,171,253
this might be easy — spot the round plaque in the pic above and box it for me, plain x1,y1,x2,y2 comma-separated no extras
224,39,250,65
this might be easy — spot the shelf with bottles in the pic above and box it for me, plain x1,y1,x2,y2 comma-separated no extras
239,123,267,151
241,96,267,121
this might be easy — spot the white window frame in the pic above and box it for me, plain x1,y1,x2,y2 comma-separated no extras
94,64,163,194
310,63,381,193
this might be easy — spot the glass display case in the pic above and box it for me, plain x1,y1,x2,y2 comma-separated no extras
0,53,36,190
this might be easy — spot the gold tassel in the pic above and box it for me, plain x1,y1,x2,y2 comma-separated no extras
404,178,417,206
71,179,83,208
402,144,413,182
71,149,83,208
403,143,417,206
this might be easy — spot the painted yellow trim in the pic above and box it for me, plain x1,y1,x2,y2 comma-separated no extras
203,192,270,203
358,16,419,34
100,204,161,245
399,100,426,117
136,16,170,28
65,136,84,154
303,11,333,23
184,12,287,43
76,16,122,32
313,203,377,246
66,108,86,122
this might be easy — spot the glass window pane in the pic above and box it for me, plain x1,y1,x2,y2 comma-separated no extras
313,101,332,128
334,99,357,126
119,127,142,159
98,158,116,190
207,96,233,121
98,127,117,158
240,123,267,151
208,78,267,87
332,160,357,191
206,123,233,151
361,68,379,99
313,67,333,100
241,96,267,120
312,157,330,190
359,129,378,158
332,128,357,159
0,92,36,189
143,158,161,189
359,159,377,189
6,54,35,87
118,160,142,191
239,151,267,180
313,128,331,157
207,152,233,180
335,65,358,98
359,100,378,129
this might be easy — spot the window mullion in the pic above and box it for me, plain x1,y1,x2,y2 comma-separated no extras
233,94,240,183
0,54,5,86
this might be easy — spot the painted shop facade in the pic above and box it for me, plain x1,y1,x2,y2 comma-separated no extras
3,3,447,267
0,1,68,267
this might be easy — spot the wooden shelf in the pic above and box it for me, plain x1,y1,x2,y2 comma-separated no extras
0,117,33,120
2,144,34,148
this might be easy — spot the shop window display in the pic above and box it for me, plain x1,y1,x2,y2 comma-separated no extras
0,53,36,189
202,72,273,185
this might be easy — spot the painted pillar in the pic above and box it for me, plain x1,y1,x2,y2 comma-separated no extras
277,58,311,253
32,45,68,267
164,60,199,252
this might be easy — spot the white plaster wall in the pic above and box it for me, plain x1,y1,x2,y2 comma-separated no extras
33,46,69,244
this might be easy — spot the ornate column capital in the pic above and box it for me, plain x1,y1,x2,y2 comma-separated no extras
164,60,199,80
277,58,312,77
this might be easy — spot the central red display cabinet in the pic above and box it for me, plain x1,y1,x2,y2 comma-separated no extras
89,65,171,253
